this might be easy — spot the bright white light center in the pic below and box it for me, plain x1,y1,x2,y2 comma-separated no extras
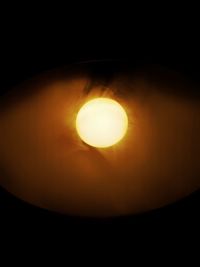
76,98,128,148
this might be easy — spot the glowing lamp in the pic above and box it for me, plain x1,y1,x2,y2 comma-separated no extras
76,98,128,148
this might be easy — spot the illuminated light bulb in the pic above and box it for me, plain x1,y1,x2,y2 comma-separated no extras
76,97,128,148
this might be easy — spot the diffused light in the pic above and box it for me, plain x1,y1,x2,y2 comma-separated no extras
76,98,128,148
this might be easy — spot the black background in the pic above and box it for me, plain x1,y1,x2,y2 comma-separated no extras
0,13,199,246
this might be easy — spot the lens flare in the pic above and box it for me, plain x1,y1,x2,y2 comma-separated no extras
76,98,128,148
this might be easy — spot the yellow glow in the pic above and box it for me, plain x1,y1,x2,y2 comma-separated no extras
76,98,128,148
